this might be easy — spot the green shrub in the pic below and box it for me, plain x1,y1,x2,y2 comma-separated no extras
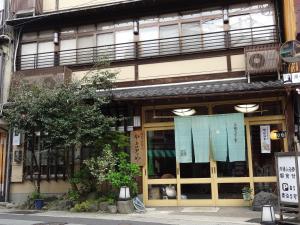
107,152,141,196
67,189,80,202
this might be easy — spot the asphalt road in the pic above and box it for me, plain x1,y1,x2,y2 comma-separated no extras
0,212,167,225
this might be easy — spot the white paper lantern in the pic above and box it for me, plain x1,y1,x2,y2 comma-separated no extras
119,186,130,200
261,205,276,224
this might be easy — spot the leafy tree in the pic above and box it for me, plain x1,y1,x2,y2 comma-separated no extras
4,61,126,193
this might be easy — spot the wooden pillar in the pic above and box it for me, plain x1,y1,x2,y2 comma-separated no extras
286,88,295,151
283,0,297,41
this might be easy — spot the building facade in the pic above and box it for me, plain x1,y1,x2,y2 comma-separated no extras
5,0,300,206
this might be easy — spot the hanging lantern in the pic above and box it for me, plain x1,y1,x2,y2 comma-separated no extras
270,130,279,140
261,205,276,225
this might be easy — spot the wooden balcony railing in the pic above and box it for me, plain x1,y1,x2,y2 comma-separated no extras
17,25,278,70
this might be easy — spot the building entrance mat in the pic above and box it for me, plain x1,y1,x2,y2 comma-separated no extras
7,210,41,214
180,207,220,213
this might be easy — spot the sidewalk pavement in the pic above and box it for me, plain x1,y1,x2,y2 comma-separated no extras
0,207,262,225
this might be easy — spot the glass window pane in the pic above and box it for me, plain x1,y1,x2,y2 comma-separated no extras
22,32,37,41
115,20,133,28
251,124,284,177
181,10,201,20
254,182,277,194
218,183,250,199
212,101,282,117
60,39,76,65
180,163,210,178
182,22,201,52
139,27,159,57
181,184,211,199
229,15,251,47
97,22,114,30
145,106,208,123
147,130,176,179
229,4,251,14
159,13,179,22
38,41,54,68
201,8,223,16
77,36,94,64
60,27,75,36
148,184,177,200
78,24,95,33
21,42,37,70
202,18,224,50
160,25,179,55
139,16,158,25
115,30,134,60
39,30,53,39
97,33,115,61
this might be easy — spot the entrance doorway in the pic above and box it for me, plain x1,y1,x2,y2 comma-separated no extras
143,117,287,206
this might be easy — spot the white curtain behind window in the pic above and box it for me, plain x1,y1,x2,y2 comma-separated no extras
160,25,179,55
182,22,201,52
139,27,159,57
97,33,115,61
115,30,134,60
77,36,94,64
21,43,37,70
38,42,54,68
60,39,76,65
202,18,224,50
229,15,251,47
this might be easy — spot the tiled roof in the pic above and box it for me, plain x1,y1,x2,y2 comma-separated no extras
111,80,285,100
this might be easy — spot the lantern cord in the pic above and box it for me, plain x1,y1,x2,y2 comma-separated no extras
132,196,146,213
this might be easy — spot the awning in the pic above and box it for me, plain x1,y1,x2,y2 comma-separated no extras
111,80,285,101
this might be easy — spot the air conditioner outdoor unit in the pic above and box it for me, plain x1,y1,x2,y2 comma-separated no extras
245,44,280,75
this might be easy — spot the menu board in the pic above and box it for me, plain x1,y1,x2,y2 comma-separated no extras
277,156,298,204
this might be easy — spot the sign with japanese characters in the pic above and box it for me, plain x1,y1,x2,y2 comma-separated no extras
130,130,145,166
277,156,298,204
260,125,271,153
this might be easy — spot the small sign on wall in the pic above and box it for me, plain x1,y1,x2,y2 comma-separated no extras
260,125,271,153
130,130,145,166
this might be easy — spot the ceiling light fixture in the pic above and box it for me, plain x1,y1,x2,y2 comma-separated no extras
234,104,259,113
172,108,196,116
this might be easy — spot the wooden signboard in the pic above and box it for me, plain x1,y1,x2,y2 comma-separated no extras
130,130,145,166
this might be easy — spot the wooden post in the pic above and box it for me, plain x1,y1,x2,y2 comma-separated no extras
285,87,295,151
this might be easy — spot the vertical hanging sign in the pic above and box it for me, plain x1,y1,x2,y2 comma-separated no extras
130,130,145,166
260,125,271,153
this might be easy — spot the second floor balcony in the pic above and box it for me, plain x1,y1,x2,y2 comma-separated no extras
17,25,278,71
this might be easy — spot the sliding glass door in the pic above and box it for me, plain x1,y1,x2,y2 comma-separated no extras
143,117,287,206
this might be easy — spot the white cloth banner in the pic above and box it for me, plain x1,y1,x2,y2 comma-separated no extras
260,125,271,153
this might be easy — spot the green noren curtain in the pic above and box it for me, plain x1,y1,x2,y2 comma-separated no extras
192,116,210,163
226,113,246,162
209,115,228,162
174,117,193,163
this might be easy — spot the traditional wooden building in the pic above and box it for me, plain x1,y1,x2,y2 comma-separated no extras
5,0,300,206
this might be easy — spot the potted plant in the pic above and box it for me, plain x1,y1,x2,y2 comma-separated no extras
31,191,44,210
242,186,253,201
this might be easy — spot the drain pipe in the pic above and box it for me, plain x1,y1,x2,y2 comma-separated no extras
4,128,11,202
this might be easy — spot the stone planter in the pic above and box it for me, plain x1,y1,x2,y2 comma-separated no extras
108,205,117,214
117,200,134,214
99,201,109,211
